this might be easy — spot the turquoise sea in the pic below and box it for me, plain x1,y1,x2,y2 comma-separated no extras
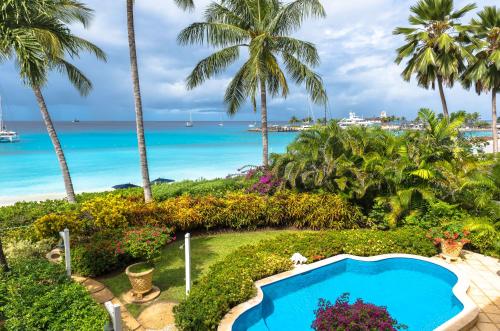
0,122,493,201
0,121,297,200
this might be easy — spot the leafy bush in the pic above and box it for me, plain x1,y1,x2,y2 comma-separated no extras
34,192,364,238
121,226,175,262
152,177,247,200
71,226,174,277
71,231,128,277
312,294,406,331
174,228,436,330
34,212,86,238
0,258,108,330
4,238,55,263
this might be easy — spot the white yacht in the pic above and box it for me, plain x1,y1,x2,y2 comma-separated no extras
338,112,375,128
186,111,193,127
248,122,257,128
0,96,19,143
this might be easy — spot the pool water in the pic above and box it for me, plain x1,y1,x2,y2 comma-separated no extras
233,258,464,331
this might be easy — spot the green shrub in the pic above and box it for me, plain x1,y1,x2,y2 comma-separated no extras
174,228,437,330
34,192,364,238
71,230,129,277
0,258,108,330
152,177,247,201
4,238,55,263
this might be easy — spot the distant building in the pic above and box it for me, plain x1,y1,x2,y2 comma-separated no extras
380,111,387,118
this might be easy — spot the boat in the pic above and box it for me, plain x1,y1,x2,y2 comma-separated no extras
72,118,80,123
186,111,193,127
338,112,375,128
0,96,20,143
248,122,257,128
218,113,224,126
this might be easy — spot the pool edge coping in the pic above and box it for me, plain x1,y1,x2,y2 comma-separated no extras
218,253,479,331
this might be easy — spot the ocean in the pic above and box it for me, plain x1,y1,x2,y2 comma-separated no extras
0,121,298,200
0,121,494,202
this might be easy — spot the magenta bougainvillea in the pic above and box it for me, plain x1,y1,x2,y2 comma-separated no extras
245,167,282,195
312,293,407,331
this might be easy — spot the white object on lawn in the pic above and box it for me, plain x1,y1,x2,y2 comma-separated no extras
291,253,307,265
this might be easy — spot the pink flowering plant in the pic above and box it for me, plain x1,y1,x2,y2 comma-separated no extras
118,226,175,263
426,223,470,247
312,293,407,331
245,166,282,195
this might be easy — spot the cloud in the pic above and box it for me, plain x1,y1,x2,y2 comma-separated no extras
1,0,498,121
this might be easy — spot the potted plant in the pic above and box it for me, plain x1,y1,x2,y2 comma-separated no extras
427,224,470,260
120,226,175,299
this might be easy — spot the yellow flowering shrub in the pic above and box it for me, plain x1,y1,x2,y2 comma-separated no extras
34,212,87,238
81,195,131,230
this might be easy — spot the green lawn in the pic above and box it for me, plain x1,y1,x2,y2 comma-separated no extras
100,230,297,316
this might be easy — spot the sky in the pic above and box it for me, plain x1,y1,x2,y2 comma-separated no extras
1,0,498,122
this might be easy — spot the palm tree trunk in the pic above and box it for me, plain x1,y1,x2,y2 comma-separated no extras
437,76,449,119
126,0,153,203
492,88,498,154
33,87,76,203
260,78,269,167
0,238,9,272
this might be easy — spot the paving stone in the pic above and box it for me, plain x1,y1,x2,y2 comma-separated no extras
137,301,177,330
91,288,114,304
83,278,105,293
122,311,141,331
475,322,498,331
71,275,87,284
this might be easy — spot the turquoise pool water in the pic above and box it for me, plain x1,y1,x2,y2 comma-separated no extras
233,258,463,331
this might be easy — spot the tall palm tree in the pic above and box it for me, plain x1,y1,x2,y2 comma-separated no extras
178,0,328,166
126,0,193,202
0,0,106,203
462,6,500,154
394,0,476,119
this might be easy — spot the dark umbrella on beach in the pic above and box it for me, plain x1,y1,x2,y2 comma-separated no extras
151,178,175,185
112,183,140,190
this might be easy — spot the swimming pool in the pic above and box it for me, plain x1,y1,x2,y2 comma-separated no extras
222,254,478,331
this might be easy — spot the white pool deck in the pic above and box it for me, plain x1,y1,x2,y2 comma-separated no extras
219,250,500,331
434,251,499,331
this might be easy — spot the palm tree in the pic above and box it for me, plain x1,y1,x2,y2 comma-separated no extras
462,6,500,154
126,0,193,202
0,0,106,203
178,0,328,166
394,0,476,119
289,115,300,125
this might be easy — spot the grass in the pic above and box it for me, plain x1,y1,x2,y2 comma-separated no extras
99,229,297,317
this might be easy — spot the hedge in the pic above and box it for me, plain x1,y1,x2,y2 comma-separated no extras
173,227,437,330
0,178,247,235
34,192,365,239
0,258,109,330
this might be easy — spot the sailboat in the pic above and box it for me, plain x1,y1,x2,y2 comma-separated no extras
218,113,224,126
186,111,193,127
0,95,20,143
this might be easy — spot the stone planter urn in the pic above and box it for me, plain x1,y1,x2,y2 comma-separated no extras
125,262,154,299
440,241,464,260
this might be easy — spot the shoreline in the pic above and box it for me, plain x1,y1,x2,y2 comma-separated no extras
1,141,498,207
0,187,110,207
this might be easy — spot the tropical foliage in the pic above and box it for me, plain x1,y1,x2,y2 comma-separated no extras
394,0,476,118
178,0,328,165
461,6,500,153
312,294,406,331
272,109,499,253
